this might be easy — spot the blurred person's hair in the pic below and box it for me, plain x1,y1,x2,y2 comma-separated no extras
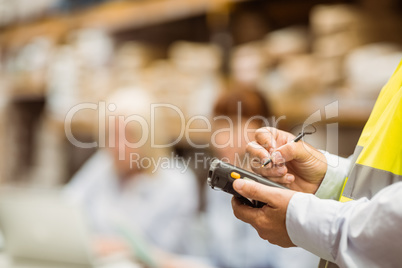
213,85,272,127
96,87,170,173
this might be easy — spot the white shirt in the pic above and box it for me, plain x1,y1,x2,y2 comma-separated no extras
64,150,199,254
206,187,319,268
287,152,402,267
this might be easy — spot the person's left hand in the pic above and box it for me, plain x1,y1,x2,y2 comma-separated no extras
231,178,297,248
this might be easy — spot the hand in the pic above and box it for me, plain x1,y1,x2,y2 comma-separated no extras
93,236,131,257
247,127,327,194
231,178,296,247
156,250,214,268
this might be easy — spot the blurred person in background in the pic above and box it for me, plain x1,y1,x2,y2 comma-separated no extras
64,88,202,267
205,87,319,268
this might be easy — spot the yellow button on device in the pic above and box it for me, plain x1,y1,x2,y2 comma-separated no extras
230,172,241,179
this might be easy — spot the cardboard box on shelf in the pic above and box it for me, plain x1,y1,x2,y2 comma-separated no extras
310,4,363,36
143,59,223,118
45,29,116,127
7,37,55,98
141,58,223,143
314,55,344,87
312,31,365,58
263,26,310,62
169,41,222,74
169,42,223,111
230,41,268,85
136,41,225,144
259,54,320,108
112,41,160,89
277,54,320,94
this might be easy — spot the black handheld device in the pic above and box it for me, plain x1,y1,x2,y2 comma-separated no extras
207,159,288,208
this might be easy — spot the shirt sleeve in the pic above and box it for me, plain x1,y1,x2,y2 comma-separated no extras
286,182,402,267
63,150,113,203
314,151,352,200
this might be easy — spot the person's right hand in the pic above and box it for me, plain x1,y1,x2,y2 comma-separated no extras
246,127,327,194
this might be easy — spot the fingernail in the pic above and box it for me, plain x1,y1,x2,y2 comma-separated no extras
277,166,287,175
234,179,245,190
285,174,294,183
277,162,285,168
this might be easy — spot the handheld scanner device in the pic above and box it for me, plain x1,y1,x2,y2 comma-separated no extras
207,159,288,208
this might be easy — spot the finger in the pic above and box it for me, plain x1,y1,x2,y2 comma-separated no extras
231,197,262,224
248,144,290,178
276,141,310,162
233,179,282,205
251,162,289,178
264,173,295,185
254,127,278,149
255,127,294,149
247,141,270,164
246,141,280,169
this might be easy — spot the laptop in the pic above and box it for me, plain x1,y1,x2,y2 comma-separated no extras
0,188,140,268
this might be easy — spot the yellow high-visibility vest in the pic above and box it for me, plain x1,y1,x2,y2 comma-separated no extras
340,59,402,202
320,60,402,268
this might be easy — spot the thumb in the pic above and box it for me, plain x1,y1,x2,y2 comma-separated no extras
275,141,309,162
233,179,281,206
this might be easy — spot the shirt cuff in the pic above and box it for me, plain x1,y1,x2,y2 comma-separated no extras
315,151,350,200
286,192,340,262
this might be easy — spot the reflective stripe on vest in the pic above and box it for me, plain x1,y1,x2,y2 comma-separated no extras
319,60,402,268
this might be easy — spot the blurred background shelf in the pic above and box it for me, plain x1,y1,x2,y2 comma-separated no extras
0,0,248,50
0,0,401,187
79,0,247,32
